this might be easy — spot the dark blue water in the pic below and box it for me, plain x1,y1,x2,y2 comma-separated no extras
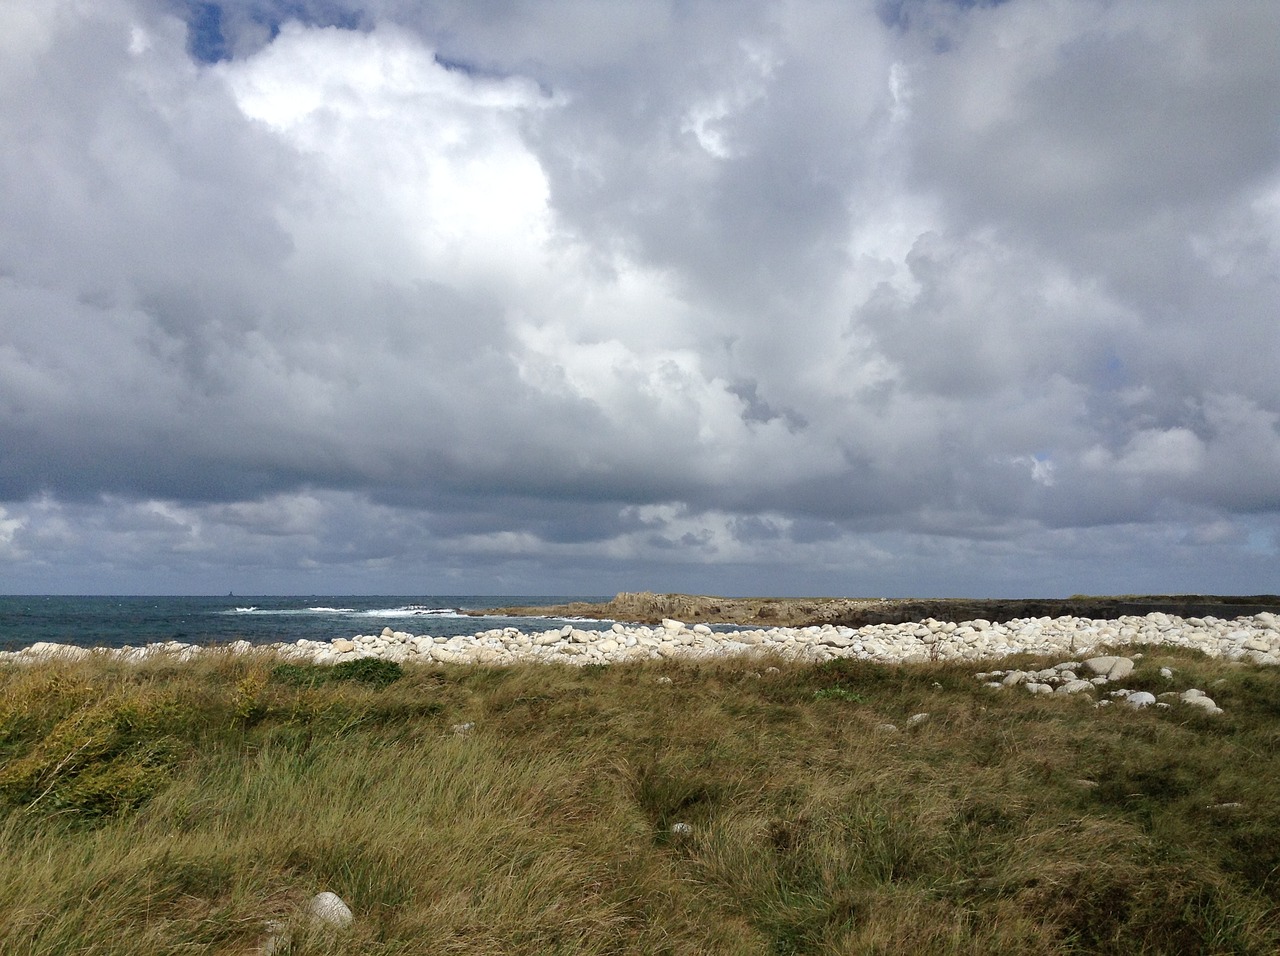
0,596,615,652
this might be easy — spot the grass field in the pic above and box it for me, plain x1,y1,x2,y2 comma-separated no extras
2,646,1279,954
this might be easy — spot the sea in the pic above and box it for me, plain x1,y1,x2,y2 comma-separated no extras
0,595,618,653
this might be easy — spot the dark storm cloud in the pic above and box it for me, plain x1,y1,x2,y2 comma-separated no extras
1,0,1277,594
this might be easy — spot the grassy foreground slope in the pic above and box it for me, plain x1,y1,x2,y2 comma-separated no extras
2,648,1279,954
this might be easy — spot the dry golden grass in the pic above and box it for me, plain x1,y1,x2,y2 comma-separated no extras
2,646,1278,954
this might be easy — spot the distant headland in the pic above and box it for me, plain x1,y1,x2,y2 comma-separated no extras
474,591,1280,627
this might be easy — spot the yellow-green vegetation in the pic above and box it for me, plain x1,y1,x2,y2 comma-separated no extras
2,647,1279,954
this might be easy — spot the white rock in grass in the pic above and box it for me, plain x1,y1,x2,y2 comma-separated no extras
309,891,353,929
670,822,693,836
1056,680,1095,695
1085,660,1136,680
25,642,90,661
1182,695,1223,715
906,712,930,727
260,921,289,956
1105,658,1135,681
1082,656,1118,677
1126,691,1157,709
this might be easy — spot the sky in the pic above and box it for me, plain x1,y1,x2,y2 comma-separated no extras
1,0,1278,597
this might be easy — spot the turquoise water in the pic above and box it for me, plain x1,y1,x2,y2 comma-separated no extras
0,595,614,651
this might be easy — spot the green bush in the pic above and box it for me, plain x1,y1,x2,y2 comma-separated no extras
271,658,403,689
0,684,184,820
330,658,403,687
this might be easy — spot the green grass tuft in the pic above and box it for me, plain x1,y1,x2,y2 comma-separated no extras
811,686,864,703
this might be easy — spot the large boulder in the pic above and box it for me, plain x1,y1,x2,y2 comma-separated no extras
1082,656,1135,681
309,891,353,929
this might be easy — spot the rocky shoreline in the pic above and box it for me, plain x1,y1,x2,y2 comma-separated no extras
7,607,1280,676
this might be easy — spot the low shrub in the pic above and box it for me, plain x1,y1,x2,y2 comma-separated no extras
271,658,403,688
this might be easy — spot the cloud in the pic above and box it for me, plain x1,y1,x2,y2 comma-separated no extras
1,0,1277,594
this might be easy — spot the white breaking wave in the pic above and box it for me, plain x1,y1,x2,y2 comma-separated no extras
220,605,535,621
223,607,356,616
360,607,463,618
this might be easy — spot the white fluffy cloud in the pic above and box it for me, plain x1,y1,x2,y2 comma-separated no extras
1,0,1277,594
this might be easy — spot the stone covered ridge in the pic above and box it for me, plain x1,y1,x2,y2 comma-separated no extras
977,655,1227,714
7,611,1280,669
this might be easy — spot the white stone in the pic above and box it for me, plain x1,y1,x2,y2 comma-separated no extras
1183,695,1223,714
1056,680,1094,695
309,891,353,929
1126,691,1157,709
1082,656,1119,676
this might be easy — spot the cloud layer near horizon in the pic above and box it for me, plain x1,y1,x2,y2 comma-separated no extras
2,0,1278,595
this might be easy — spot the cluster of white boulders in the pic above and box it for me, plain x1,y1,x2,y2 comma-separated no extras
976,655,1225,713
5,611,1279,670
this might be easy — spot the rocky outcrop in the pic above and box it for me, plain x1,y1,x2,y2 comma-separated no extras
473,592,1280,628
470,592,884,626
